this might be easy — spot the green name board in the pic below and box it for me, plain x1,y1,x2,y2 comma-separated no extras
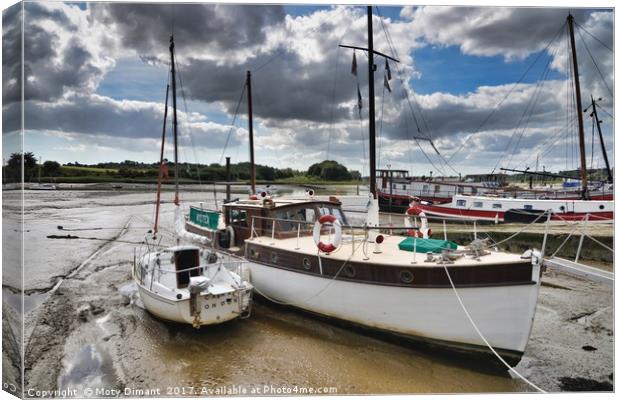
189,207,221,231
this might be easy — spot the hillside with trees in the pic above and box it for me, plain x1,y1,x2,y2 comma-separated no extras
2,153,362,185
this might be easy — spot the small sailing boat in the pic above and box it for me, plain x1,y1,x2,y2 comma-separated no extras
134,35,253,328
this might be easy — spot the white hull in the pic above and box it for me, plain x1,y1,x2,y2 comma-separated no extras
137,282,251,326
248,261,540,359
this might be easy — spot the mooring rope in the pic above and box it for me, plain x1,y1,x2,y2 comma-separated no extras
441,263,547,393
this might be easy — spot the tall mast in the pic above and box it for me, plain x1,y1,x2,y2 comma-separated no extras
567,14,589,199
589,96,613,183
153,83,170,236
169,35,180,205
367,6,377,198
247,70,256,194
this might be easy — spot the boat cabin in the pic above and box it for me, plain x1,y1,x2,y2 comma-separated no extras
222,197,347,244
172,246,201,289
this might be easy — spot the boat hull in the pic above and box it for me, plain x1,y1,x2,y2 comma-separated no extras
137,284,251,326
247,260,540,366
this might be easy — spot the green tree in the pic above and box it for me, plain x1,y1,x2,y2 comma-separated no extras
42,160,61,176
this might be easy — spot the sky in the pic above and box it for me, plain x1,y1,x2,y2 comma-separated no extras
1,1,615,177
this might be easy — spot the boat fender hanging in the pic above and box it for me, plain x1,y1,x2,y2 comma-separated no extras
405,205,431,238
313,214,342,254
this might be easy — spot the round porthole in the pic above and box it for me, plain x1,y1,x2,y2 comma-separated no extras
599,204,605,210
302,258,311,270
250,248,259,259
559,206,565,211
271,252,278,264
343,265,356,278
400,270,414,284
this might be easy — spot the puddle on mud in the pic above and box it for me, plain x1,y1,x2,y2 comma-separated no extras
118,282,144,309
2,288,48,314
58,344,118,395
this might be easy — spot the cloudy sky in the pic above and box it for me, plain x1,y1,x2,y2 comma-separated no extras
2,1,614,177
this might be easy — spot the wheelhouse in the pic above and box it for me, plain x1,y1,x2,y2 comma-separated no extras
222,197,347,244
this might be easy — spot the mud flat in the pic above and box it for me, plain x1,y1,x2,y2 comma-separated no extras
2,189,613,395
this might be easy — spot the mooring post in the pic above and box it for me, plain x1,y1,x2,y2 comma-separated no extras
225,156,231,202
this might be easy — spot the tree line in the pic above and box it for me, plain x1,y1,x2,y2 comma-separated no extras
2,153,361,183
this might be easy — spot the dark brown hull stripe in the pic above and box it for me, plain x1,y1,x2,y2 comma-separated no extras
246,242,535,289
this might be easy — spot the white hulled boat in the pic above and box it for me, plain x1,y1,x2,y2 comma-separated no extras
134,35,253,328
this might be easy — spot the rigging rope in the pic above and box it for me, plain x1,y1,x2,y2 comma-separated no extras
447,22,567,165
574,21,613,53
375,7,456,177
442,264,547,393
219,82,247,164
575,27,613,98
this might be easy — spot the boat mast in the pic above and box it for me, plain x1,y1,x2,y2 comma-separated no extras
567,14,589,199
367,6,376,199
588,96,613,183
153,83,170,236
169,35,180,205
247,70,256,195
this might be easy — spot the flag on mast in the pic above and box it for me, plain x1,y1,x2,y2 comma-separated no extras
384,75,391,93
385,58,391,80
357,83,362,117
351,51,358,76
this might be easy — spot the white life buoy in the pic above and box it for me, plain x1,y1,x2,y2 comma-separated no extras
404,205,431,238
313,214,342,253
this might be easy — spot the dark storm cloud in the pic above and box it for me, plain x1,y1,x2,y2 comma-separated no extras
3,95,241,148
2,3,22,105
3,2,114,104
406,7,593,59
90,3,285,57
179,52,356,123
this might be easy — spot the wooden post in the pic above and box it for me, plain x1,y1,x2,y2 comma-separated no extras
225,156,231,201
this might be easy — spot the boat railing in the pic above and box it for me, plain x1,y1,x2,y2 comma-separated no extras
136,258,247,286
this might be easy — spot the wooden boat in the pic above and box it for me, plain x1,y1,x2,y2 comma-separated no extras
183,7,545,367
134,35,253,328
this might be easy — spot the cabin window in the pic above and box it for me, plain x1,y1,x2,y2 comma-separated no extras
434,185,440,193
457,186,464,194
524,205,533,210
230,209,247,226
471,187,478,195
492,203,502,209
402,185,406,190
599,204,605,210
400,270,414,284
422,184,429,192
456,199,467,207
473,201,483,208
318,206,347,224
392,183,397,189
302,258,311,270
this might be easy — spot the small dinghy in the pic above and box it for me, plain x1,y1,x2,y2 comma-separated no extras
134,245,253,327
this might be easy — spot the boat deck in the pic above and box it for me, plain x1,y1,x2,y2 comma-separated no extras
246,233,528,268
